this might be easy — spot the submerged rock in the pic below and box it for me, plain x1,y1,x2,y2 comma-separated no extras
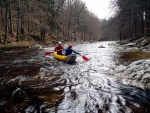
124,42,136,47
98,45,105,48
115,59,150,89
0,50,3,53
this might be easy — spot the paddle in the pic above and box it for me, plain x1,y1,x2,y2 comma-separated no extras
80,54,89,61
72,50,89,61
45,49,64,56
45,52,51,56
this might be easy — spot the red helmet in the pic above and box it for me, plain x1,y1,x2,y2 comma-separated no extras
69,44,72,48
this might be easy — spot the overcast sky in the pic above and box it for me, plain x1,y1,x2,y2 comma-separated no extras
81,0,114,19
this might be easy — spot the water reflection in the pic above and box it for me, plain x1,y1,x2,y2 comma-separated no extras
120,51,150,65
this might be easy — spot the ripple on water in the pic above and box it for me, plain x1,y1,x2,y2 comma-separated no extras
0,42,150,112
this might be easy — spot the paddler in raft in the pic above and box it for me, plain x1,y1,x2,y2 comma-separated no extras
65,44,79,56
54,41,79,56
54,41,64,55
64,44,89,61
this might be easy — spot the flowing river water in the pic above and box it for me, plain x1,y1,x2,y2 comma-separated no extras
0,41,150,113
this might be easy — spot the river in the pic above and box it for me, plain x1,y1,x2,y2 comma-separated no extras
0,41,150,113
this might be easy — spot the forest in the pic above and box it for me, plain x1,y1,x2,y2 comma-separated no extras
0,0,101,45
102,0,150,42
0,0,150,45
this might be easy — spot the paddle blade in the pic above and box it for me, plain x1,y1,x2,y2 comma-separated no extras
82,56,89,61
45,52,51,56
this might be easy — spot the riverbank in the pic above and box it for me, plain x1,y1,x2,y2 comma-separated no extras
114,37,150,90
0,34,45,50
0,41,32,50
0,39,92,51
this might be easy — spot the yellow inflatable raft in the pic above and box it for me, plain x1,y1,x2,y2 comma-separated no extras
53,52,76,63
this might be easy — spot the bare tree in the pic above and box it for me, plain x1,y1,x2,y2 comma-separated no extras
4,0,9,44
111,0,150,41
1,0,103,45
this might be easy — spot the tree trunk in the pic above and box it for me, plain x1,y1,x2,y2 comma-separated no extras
41,29,46,41
61,23,65,38
8,1,13,35
133,3,137,37
20,0,24,34
67,24,70,39
145,0,150,34
0,1,4,23
140,12,144,35
27,16,30,32
4,0,9,44
134,19,137,37
16,0,20,42
0,5,2,36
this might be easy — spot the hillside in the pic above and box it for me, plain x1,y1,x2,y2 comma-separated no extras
0,0,102,48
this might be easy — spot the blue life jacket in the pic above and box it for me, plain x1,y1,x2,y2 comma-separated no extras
65,47,74,56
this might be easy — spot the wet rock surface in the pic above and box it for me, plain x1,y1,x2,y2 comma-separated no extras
0,42,150,113
115,59,150,89
114,40,150,89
